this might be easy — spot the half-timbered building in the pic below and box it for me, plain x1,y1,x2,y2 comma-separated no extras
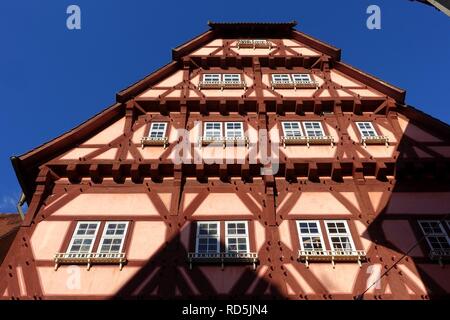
1,21,449,300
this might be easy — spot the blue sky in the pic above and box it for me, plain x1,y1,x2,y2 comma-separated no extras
0,0,449,212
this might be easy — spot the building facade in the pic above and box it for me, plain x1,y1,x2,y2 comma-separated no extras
1,22,449,300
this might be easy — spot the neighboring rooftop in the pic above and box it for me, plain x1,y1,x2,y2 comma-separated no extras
412,0,450,17
0,214,21,238
0,214,21,264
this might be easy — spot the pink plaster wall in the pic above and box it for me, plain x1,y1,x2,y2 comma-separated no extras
139,89,167,99
179,221,192,251
131,125,146,144
30,221,72,260
281,145,337,159
254,221,266,253
93,148,118,160
82,118,125,145
60,148,97,160
279,220,293,251
198,266,247,294
349,89,382,98
381,220,424,257
284,192,352,215
386,192,450,214
354,220,372,252
398,117,442,142
398,264,428,294
127,221,167,260
284,263,315,294
330,70,362,87
37,266,141,296
51,193,162,216
368,191,385,213
154,70,183,87
308,264,361,294
191,193,254,216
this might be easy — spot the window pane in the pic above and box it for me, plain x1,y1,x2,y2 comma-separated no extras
356,122,377,137
282,122,302,137
292,74,312,82
272,74,291,82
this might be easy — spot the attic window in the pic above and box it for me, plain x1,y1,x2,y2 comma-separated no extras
141,122,169,149
271,73,318,90
237,39,271,49
356,122,389,147
198,73,246,90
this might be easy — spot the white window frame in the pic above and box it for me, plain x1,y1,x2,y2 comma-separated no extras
223,74,241,83
67,221,100,254
292,73,313,83
356,122,378,137
195,221,220,254
202,74,221,83
203,122,223,138
302,121,325,137
225,122,244,138
271,74,291,83
325,220,356,252
148,122,168,139
418,220,450,251
297,220,326,252
281,121,303,137
98,221,129,254
225,221,250,254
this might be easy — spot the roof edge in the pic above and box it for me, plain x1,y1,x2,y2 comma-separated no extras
291,30,341,61
334,61,406,103
13,102,124,196
117,61,179,103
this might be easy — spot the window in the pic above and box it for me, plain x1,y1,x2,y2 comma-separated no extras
67,222,100,254
203,74,221,82
202,74,241,83
272,74,291,83
98,222,129,253
282,121,303,137
297,221,325,251
196,222,220,253
225,122,244,138
223,74,241,83
225,221,249,253
204,122,222,138
149,122,167,139
292,74,312,83
418,220,450,251
303,121,325,137
325,220,356,252
356,122,377,137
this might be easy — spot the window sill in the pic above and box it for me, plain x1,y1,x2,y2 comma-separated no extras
429,249,450,266
187,252,258,270
237,40,271,49
361,136,389,147
141,136,169,149
298,250,366,268
198,136,249,149
198,81,247,90
271,81,319,90
281,136,334,148
54,252,127,271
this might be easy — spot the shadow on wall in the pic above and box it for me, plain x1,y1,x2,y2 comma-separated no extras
113,232,282,299
111,116,450,300
361,118,450,299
